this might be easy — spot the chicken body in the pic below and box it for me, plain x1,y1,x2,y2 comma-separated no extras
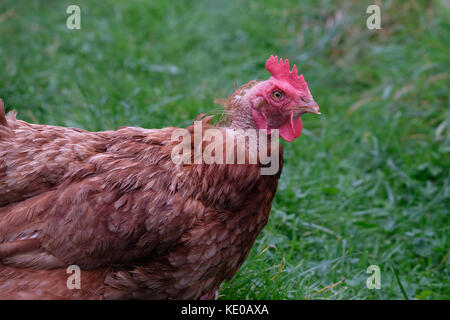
0,56,319,299
0,101,282,299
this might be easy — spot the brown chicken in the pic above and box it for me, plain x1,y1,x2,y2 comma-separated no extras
0,56,319,299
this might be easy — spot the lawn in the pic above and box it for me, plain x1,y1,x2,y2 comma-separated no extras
0,0,448,299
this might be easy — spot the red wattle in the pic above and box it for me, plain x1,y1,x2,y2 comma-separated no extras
252,109,302,142
278,113,302,142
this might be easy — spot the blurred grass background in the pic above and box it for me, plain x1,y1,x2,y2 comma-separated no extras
0,0,448,299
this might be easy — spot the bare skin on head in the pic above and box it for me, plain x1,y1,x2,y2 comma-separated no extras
225,56,320,141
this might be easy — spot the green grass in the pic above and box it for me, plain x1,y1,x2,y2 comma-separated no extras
0,0,448,299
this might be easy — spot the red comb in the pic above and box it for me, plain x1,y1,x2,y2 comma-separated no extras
265,55,308,91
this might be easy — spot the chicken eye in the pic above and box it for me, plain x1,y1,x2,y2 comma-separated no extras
272,90,284,100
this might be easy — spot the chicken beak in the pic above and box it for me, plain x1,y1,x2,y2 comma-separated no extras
296,99,321,116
